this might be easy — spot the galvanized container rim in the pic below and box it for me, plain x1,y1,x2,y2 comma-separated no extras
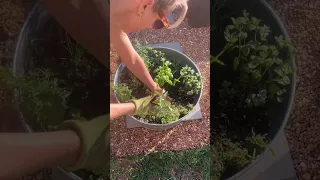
113,46,203,127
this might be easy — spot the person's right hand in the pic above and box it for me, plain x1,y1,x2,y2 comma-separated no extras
60,114,109,176
132,95,158,116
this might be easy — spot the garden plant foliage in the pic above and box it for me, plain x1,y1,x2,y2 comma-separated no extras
211,11,297,179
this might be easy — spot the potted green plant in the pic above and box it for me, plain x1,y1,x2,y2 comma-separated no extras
210,0,297,179
113,43,203,131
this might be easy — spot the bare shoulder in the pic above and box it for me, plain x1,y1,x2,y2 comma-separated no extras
110,24,127,44
110,25,136,59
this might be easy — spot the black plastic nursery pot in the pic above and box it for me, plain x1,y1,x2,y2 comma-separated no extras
13,1,109,180
114,47,203,131
211,0,296,179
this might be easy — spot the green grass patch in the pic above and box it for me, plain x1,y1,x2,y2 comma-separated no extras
111,147,210,180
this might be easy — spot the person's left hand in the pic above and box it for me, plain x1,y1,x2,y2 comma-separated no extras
150,82,165,95
151,83,173,102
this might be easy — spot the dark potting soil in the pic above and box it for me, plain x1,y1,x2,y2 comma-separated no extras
27,18,108,179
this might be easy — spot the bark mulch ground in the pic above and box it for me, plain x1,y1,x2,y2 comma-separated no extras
269,0,320,180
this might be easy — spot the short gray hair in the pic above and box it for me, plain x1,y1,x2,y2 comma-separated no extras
153,0,188,29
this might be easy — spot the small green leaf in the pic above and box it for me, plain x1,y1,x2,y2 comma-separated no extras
259,89,267,97
276,89,286,96
259,25,271,41
247,41,260,50
251,70,261,79
258,45,268,52
275,35,286,48
277,96,283,102
268,83,281,96
283,63,292,74
231,17,236,25
239,32,248,39
274,58,283,65
237,17,247,24
241,45,251,57
227,25,235,30
274,68,283,76
251,17,260,25
247,24,256,31
248,61,259,69
276,75,290,85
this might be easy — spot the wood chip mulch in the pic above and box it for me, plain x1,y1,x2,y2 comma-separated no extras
110,17,210,157
269,0,320,179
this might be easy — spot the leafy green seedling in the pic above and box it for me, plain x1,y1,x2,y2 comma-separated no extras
177,66,202,95
154,57,174,87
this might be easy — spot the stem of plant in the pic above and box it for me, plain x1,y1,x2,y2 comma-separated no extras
215,40,237,59
253,67,268,84
254,30,257,41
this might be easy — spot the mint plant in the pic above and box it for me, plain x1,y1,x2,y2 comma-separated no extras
212,10,297,104
178,66,202,95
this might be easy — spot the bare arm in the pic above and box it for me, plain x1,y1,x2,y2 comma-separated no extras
110,27,157,91
0,130,80,180
110,103,136,120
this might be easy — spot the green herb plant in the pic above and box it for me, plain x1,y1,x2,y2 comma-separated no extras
212,10,297,106
0,67,70,130
176,66,202,95
111,83,134,103
211,134,270,180
154,57,174,87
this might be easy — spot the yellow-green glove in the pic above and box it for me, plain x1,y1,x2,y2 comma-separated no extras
132,95,158,115
60,114,109,176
